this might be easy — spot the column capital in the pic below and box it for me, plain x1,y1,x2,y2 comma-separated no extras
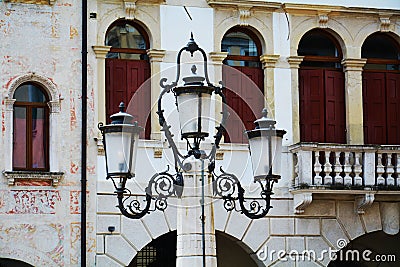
92,45,111,59
147,49,166,62
260,54,280,68
341,58,367,71
48,100,62,113
4,98,16,111
287,56,304,69
209,52,228,65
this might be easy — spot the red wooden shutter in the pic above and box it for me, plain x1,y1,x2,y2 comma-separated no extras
126,60,151,139
222,65,264,143
325,70,346,143
362,72,386,144
299,69,325,142
106,59,151,139
386,73,400,144
106,59,127,123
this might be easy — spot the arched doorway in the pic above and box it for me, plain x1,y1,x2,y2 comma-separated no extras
0,258,34,267
128,231,261,266
362,33,400,145
298,29,346,143
105,20,151,139
328,231,400,267
221,27,264,144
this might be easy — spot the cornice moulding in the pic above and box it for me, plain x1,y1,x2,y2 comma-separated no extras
282,3,400,16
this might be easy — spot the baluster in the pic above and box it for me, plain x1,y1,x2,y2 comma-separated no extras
293,153,299,187
386,153,395,186
343,152,353,186
323,151,332,185
314,151,323,185
354,152,363,186
334,151,343,184
376,153,385,185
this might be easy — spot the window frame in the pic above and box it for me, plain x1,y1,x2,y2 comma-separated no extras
13,83,50,171
222,26,262,66
4,73,64,186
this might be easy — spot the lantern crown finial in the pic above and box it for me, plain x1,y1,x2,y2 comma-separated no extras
110,101,134,125
119,102,125,112
186,32,199,56
255,108,276,129
261,108,268,118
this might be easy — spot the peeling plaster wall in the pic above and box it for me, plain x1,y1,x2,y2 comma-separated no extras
0,0,97,266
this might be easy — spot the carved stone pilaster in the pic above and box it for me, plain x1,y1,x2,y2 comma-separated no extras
287,56,304,69
260,54,280,69
379,15,391,32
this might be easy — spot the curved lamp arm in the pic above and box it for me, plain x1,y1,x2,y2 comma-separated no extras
212,167,274,219
114,167,183,219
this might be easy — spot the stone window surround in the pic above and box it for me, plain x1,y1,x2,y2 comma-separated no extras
3,73,64,186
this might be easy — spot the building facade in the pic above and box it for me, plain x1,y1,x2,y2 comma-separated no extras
0,0,399,266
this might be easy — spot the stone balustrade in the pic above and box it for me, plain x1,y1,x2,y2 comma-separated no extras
289,143,400,189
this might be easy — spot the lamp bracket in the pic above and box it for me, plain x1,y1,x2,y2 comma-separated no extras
114,167,184,219
212,167,274,219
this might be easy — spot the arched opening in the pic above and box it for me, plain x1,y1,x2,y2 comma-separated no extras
298,29,346,143
13,82,50,171
129,231,176,267
221,26,264,144
362,32,400,145
0,258,34,267
328,231,400,267
216,231,261,267
105,19,151,139
128,231,261,266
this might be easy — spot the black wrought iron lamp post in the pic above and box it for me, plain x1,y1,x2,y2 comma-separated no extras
98,34,286,220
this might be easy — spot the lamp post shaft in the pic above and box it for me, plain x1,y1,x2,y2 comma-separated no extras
176,157,217,267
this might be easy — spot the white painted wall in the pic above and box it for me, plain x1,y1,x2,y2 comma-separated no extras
160,5,213,53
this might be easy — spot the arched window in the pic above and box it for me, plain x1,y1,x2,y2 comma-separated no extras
13,83,49,171
221,27,264,143
298,29,346,143
105,20,151,139
362,33,400,145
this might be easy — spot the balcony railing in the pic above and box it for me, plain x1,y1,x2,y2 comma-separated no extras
289,143,400,214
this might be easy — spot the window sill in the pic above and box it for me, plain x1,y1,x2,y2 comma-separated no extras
3,171,64,187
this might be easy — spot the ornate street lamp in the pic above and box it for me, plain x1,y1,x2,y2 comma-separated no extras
98,34,286,220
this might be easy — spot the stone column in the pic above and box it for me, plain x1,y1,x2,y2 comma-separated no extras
287,56,304,144
260,54,280,116
4,98,15,171
48,100,61,172
209,52,228,140
341,58,367,145
177,156,217,267
147,49,166,140
92,45,111,126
